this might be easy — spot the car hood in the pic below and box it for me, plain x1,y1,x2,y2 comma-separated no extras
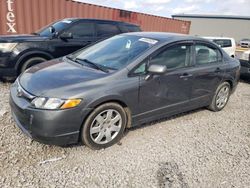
0,34,48,42
19,58,110,98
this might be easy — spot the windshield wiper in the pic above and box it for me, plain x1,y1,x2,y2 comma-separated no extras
75,58,109,73
66,56,109,73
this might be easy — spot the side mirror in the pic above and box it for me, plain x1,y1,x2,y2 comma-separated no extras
147,64,167,75
60,32,73,40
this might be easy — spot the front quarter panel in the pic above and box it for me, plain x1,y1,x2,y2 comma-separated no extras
82,74,140,116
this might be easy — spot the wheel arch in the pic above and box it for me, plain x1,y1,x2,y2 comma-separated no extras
91,97,131,123
80,97,132,138
16,51,54,73
223,79,233,90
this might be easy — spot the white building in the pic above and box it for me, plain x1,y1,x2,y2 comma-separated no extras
172,14,250,42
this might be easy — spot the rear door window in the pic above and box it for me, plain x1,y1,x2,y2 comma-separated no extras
96,23,120,37
195,44,222,65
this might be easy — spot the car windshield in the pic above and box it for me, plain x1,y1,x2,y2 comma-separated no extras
36,20,73,37
70,35,158,70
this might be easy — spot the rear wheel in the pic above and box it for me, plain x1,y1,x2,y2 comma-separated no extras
208,82,231,111
20,57,47,73
81,102,127,150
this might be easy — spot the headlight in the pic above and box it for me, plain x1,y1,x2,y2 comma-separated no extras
0,43,18,52
31,97,81,110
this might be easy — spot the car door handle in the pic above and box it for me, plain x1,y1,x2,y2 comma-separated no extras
180,73,193,79
214,68,222,73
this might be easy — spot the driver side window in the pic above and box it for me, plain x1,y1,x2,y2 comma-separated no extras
133,44,192,74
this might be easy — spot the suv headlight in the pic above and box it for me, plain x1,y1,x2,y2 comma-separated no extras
0,43,18,52
31,97,82,110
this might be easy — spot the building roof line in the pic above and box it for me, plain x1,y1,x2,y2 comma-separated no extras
172,14,250,21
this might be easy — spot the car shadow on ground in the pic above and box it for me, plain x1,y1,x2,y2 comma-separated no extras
127,108,205,133
240,76,250,84
67,108,205,149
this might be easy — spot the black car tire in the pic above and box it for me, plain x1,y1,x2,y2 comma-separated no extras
81,102,127,150
208,82,231,112
20,57,47,73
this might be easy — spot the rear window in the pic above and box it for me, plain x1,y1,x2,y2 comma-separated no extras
213,39,232,48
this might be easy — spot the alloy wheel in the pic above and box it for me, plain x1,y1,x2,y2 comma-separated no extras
90,109,122,144
216,85,230,109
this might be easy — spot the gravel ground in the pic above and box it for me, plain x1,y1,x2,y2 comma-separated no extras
0,80,250,188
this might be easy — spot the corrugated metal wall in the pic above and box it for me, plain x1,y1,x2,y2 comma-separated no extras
0,0,190,35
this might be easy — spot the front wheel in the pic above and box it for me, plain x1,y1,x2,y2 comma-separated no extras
208,82,231,111
81,103,127,150
20,57,47,73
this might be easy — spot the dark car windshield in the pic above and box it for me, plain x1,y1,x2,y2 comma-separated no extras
70,35,158,70
36,20,73,37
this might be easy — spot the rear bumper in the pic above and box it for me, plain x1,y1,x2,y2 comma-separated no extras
9,83,92,146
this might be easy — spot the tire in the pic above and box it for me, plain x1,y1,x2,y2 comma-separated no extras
20,57,47,73
208,82,231,112
81,102,127,150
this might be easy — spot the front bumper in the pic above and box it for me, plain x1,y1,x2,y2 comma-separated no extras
9,84,92,146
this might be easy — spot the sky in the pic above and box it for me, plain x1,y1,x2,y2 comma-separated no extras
75,0,250,18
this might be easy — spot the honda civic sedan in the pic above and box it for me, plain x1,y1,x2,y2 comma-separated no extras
10,32,240,150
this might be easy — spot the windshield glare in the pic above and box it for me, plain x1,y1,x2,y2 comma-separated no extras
73,35,157,70
37,20,72,37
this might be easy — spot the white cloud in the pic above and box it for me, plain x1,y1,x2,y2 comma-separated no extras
144,0,172,4
185,0,212,3
172,5,199,14
124,1,138,9
155,6,164,11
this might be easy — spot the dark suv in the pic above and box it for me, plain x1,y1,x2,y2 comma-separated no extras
0,18,141,78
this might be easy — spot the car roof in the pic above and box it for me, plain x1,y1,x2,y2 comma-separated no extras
122,32,208,43
62,18,139,26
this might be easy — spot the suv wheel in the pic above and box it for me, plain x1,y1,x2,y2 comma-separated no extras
20,57,47,73
81,102,127,150
208,82,231,111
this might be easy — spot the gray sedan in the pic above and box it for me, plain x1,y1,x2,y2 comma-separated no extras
10,32,240,149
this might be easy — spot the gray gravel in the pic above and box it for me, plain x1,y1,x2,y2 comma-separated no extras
0,81,250,188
